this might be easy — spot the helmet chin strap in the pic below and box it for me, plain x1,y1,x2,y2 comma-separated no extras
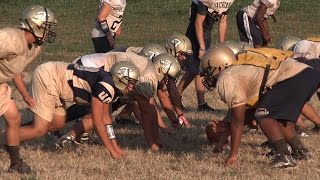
23,19,44,45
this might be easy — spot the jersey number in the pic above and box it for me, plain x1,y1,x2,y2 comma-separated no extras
98,91,112,103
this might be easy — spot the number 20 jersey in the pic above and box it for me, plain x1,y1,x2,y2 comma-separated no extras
92,0,126,38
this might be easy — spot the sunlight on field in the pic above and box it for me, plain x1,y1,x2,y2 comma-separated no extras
0,0,320,179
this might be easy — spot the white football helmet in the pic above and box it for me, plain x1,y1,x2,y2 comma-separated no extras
277,36,301,51
110,61,140,91
200,46,236,90
152,53,181,82
165,33,192,57
139,44,167,60
19,5,57,45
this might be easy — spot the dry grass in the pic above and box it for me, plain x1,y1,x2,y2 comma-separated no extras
1,0,320,179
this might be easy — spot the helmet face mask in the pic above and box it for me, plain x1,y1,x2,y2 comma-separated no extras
200,46,236,90
20,5,57,45
165,33,192,59
110,61,140,92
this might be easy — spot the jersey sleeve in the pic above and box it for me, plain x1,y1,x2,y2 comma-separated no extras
216,74,247,108
92,81,115,104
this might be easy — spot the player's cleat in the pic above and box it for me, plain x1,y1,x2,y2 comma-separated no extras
269,154,297,168
197,102,215,112
8,159,32,174
260,140,271,148
311,125,320,133
115,114,139,125
55,135,77,151
295,126,310,138
47,131,62,142
74,132,102,145
291,149,311,160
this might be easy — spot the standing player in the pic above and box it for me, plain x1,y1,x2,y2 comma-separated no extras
236,0,280,47
91,0,126,52
0,5,57,174
178,0,235,111
201,46,319,168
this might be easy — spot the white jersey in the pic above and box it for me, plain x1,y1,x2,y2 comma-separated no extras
244,0,280,19
75,52,158,99
193,0,235,15
91,0,126,38
294,40,320,59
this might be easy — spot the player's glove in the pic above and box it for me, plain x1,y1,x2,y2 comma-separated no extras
178,114,191,128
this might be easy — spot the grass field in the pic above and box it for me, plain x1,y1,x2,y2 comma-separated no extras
0,0,320,179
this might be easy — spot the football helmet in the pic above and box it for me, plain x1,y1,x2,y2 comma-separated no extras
219,41,244,55
152,53,181,82
19,5,57,45
200,46,236,90
110,61,140,91
165,33,192,57
277,36,301,51
139,44,167,60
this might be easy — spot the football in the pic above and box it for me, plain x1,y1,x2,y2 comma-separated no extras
205,120,230,143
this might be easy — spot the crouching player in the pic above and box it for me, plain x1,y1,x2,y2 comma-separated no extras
200,46,320,168
1,61,140,160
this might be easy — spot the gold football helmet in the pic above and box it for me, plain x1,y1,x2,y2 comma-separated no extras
110,61,140,91
139,44,167,60
200,46,236,90
277,36,301,51
152,53,181,82
219,41,244,55
165,33,192,57
19,5,57,45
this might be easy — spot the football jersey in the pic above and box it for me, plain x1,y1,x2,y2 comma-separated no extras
198,0,234,15
294,40,320,59
0,28,42,83
92,0,126,38
74,52,158,99
66,63,116,105
244,0,280,19
216,59,309,108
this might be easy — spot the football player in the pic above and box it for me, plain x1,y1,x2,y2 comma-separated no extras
278,36,320,60
61,52,162,152
114,42,191,130
91,0,126,52
236,0,280,47
179,0,235,112
201,46,319,168
0,5,57,174
1,61,140,161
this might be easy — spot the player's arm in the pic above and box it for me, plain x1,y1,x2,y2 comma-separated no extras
195,2,208,58
135,94,160,150
166,78,190,127
255,3,271,43
12,73,35,108
97,3,115,46
91,96,122,159
225,104,246,167
157,89,179,127
218,13,228,43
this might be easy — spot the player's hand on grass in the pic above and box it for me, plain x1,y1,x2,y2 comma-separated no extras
225,154,237,167
23,95,35,109
178,114,191,128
